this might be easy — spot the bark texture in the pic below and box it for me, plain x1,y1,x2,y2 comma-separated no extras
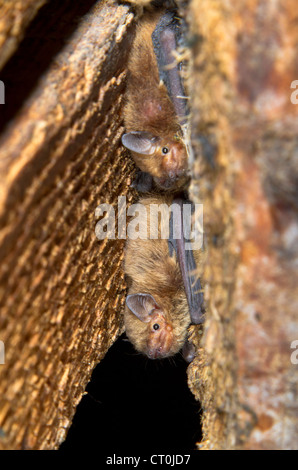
187,0,298,450
0,0,297,452
0,0,136,450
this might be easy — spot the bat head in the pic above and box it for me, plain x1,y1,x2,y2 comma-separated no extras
121,131,188,190
125,293,176,359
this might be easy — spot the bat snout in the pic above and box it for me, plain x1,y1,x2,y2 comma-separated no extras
156,163,187,189
162,145,188,179
168,167,186,181
148,346,163,359
147,322,174,359
148,343,170,359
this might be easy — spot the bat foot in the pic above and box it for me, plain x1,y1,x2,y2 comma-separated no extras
131,170,154,192
190,310,205,325
182,340,196,363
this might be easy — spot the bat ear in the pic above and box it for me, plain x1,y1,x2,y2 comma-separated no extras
121,132,158,155
126,293,159,323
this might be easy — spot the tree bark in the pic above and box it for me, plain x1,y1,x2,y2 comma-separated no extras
0,0,297,451
0,0,136,450
187,0,298,450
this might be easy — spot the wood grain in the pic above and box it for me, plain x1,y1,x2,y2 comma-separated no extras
0,0,136,450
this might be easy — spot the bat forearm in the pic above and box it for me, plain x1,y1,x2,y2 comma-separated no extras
152,12,188,126
170,198,205,325
159,28,188,125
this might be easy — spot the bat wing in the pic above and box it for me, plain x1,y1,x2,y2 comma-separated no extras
152,11,188,126
169,198,205,324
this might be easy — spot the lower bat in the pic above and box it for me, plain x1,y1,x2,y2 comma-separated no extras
124,195,205,359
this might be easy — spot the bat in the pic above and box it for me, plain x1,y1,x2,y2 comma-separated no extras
121,7,189,191
124,195,204,359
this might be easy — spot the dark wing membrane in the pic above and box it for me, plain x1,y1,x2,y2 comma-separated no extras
168,198,205,324
152,12,188,126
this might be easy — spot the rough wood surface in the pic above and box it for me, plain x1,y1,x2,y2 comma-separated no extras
0,0,136,450
187,0,298,450
1,0,297,452
0,0,47,70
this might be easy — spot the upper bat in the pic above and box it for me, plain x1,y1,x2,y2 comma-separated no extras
122,9,189,190
124,195,204,359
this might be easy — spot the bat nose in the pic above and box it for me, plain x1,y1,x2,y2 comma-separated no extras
162,147,187,179
163,158,186,179
148,346,163,359
168,167,186,180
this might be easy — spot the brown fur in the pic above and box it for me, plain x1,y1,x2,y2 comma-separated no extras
123,11,188,189
124,195,203,358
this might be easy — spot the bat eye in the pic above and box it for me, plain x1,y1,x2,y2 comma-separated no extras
153,323,160,331
162,147,169,154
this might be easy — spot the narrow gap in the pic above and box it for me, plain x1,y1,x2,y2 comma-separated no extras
0,0,98,134
0,0,203,451
60,334,202,451
59,1,202,452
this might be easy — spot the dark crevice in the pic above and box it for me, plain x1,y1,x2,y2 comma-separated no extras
0,0,99,135
60,334,202,451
